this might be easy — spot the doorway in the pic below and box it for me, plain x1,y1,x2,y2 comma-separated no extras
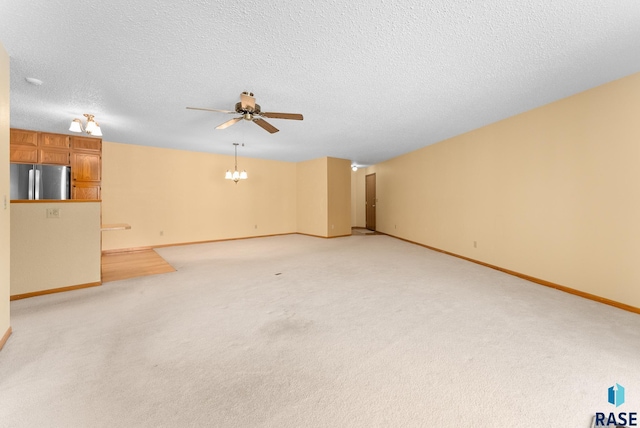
365,173,376,231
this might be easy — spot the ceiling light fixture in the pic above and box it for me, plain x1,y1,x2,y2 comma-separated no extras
25,77,43,86
225,143,247,183
352,165,358,171
69,114,103,137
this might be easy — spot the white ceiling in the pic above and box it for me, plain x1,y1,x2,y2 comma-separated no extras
1,1,639,165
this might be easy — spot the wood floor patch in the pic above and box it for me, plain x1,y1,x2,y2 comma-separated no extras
101,250,175,283
351,228,381,235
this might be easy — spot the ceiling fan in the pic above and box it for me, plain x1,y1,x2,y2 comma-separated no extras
186,92,303,134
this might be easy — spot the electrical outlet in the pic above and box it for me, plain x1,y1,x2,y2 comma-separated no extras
473,241,477,248
255,225,258,229
160,230,164,236
3,195,6,210
46,208,60,218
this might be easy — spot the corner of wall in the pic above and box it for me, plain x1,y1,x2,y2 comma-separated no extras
0,41,11,339
327,157,352,237
296,157,329,237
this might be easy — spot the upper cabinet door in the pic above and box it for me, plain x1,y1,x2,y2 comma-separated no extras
39,148,70,165
71,152,101,181
71,136,102,152
9,146,38,163
10,129,38,146
40,133,70,149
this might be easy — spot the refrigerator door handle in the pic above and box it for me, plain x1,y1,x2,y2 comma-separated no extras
28,168,34,200
35,168,41,200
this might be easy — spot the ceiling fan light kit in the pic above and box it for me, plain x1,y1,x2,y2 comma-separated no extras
187,91,303,134
69,113,103,137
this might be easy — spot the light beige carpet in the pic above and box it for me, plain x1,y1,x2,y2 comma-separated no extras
1,234,639,427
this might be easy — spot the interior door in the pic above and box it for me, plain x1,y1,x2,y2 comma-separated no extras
365,173,376,231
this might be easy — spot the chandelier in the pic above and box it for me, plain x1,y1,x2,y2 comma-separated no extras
69,114,103,137
225,143,247,183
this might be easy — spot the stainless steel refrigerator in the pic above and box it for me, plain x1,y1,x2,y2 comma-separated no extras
10,163,71,200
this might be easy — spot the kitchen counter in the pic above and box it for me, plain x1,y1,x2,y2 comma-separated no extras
10,199,102,203
10,200,101,299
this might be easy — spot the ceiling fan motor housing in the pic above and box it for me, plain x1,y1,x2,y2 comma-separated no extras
235,102,261,121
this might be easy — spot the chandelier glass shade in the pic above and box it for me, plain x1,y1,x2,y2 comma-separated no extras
69,114,102,137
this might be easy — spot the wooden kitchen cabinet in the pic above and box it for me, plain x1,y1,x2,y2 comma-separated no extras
71,152,101,182
10,145,38,163
39,132,71,165
72,181,101,200
11,129,70,165
70,136,101,152
39,148,70,165
70,137,102,200
40,133,70,149
10,129,38,147
10,128,102,200
10,129,39,163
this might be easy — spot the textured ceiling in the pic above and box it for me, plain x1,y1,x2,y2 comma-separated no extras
1,0,639,165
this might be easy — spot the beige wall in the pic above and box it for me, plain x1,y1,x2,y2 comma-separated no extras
296,157,328,237
327,157,351,237
0,42,10,339
104,148,352,246
368,72,640,308
296,157,352,238
11,202,101,296
102,142,298,250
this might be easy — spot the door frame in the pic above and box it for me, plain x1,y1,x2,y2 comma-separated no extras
365,173,376,231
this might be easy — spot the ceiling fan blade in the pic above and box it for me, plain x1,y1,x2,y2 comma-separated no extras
260,112,304,120
187,107,236,114
240,92,255,110
216,117,243,130
253,118,279,133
